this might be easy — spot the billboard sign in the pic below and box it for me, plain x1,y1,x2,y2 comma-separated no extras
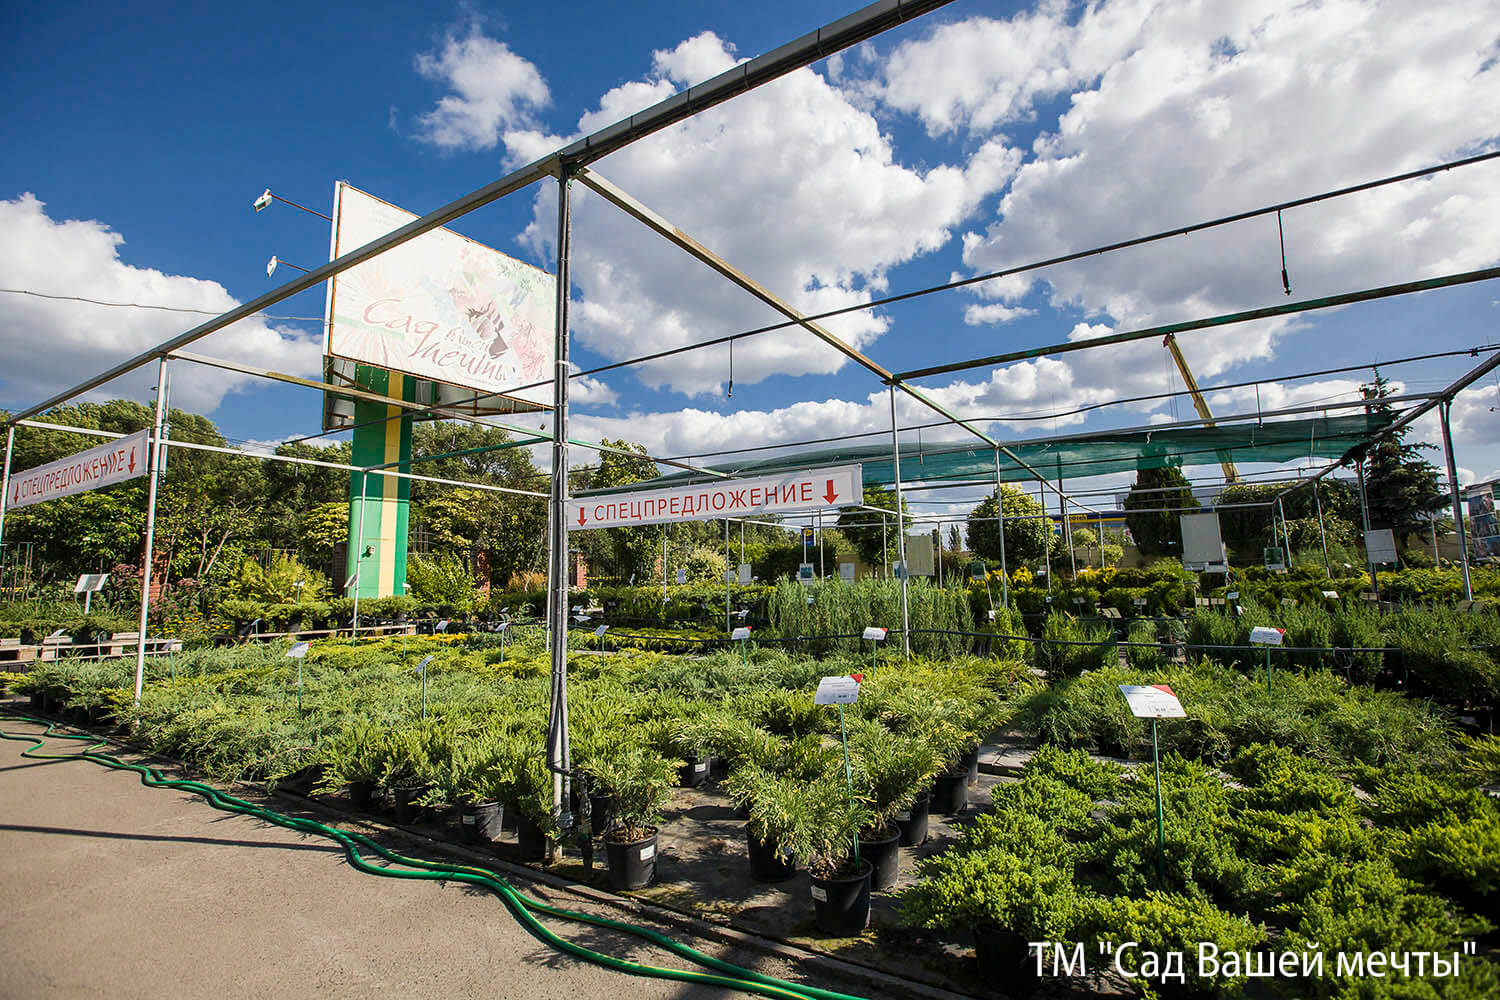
325,183,555,407
9,429,149,510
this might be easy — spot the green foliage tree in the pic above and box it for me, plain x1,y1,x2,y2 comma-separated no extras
966,485,1051,566
1360,372,1447,546
298,502,349,567
575,439,664,584
1217,479,1359,558
1123,464,1199,558
835,486,906,569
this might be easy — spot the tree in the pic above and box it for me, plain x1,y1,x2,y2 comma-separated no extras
575,439,663,584
966,485,1051,566
1217,479,1359,558
1360,371,1446,545
1123,465,1199,558
834,486,907,569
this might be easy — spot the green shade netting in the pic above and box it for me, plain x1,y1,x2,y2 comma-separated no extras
583,412,1389,496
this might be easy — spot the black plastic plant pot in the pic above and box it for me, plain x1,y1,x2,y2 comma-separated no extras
746,827,797,882
458,800,504,844
604,828,658,891
28,691,43,709
930,768,969,816
588,791,617,836
678,755,713,787
349,779,379,811
895,792,930,847
810,860,872,936
959,745,981,788
858,827,902,891
391,784,428,824
515,813,548,861
973,924,1039,996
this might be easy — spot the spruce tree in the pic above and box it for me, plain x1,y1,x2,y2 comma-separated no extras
1360,371,1446,546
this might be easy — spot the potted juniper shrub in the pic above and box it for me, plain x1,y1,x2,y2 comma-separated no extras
493,743,557,862
784,776,874,935
581,745,678,890
902,844,1081,997
851,724,942,890
313,721,389,811
422,735,507,844
725,736,840,880
378,724,444,825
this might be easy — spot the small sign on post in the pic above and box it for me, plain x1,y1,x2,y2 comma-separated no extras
675,567,687,585
1249,626,1285,693
731,625,752,667
74,573,109,614
414,654,435,719
815,674,863,866
862,626,887,673
287,640,310,713
839,562,856,583
737,563,753,584
1119,684,1187,886
798,563,816,585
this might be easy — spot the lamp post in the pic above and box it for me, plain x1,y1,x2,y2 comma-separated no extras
266,256,311,278
252,188,332,221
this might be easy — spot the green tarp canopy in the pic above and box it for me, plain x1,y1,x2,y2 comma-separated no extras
582,412,1390,495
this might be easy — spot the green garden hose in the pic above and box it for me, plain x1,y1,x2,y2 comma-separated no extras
0,717,872,1000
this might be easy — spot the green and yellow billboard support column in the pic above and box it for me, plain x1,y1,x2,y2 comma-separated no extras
346,366,414,599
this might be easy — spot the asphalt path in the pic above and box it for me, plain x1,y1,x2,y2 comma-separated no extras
0,717,877,1000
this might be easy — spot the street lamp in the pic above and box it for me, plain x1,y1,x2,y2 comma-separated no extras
266,255,311,277
252,187,332,221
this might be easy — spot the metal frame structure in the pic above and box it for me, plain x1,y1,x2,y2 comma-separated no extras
3,0,1498,836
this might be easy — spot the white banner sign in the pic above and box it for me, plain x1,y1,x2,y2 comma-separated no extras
9,429,149,510
570,464,862,529
325,183,555,407
1119,684,1187,719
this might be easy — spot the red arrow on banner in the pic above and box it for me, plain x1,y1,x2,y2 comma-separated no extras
128,448,137,474
823,480,838,504
576,507,586,527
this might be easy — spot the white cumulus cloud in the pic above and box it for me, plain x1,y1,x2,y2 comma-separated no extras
414,29,550,151
0,194,323,415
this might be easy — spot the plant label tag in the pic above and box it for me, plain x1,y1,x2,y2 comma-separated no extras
1133,597,1147,607
461,814,476,825
738,563,753,584
862,627,887,641
694,762,708,773
286,642,310,659
676,568,688,585
1119,684,1187,719
987,610,996,620
594,625,609,637
1322,590,1338,598
815,676,859,705
1249,626,1285,646
810,886,828,902
640,844,656,861
1226,591,1239,601
731,627,752,641
414,654,434,675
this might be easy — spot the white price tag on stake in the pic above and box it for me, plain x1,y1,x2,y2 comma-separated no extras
1133,597,1147,607
1119,684,1187,719
286,642,310,659
1322,590,1338,599
1226,591,1239,601
414,655,434,676
594,625,609,638
814,676,860,705
862,627,888,641
1249,626,1286,646
731,627,752,641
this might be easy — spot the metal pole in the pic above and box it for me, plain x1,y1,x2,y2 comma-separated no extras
724,518,731,632
1432,517,1440,564
993,449,1009,607
0,426,15,559
1440,400,1473,600
1040,479,1053,593
1276,496,1293,569
935,520,943,585
1313,480,1332,578
133,357,169,706
881,512,888,578
888,386,910,658
352,471,368,637
1152,719,1166,886
818,510,825,579
545,167,575,835
1356,457,1379,599
1058,461,1075,578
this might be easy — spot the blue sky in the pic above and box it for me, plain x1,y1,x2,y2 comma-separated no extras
3,0,1499,523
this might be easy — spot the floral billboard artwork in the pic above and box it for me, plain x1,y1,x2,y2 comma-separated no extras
323,183,555,407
